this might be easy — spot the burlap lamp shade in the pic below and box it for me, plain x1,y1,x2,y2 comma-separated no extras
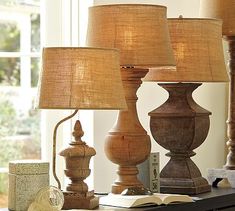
37,47,126,110
144,18,228,82
200,0,235,36
86,4,175,68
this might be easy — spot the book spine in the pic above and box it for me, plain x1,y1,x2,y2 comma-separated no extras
149,152,160,193
138,152,160,193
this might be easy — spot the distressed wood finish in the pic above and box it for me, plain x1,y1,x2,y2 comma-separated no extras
149,83,211,194
105,68,151,194
59,120,98,209
225,36,235,169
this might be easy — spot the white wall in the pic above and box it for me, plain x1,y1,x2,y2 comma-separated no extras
92,0,228,192
41,0,65,187
41,0,81,188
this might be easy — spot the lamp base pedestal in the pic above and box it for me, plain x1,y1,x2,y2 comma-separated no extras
105,68,151,194
160,156,211,194
59,120,98,209
149,83,211,195
160,179,211,195
112,184,144,195
62,191,99,210
111,166,144,194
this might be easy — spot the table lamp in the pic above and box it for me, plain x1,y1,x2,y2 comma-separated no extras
144,17,228,194
36,47,126,209
200,0,235,170
86,4,175,194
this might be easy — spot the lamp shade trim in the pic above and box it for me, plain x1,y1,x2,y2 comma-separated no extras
91,4,167,9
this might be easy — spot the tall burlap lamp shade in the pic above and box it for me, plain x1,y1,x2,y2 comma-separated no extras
86,4,175,194
144,18,228,195
86,4,175,68
36,47,126,209
200,0,235,171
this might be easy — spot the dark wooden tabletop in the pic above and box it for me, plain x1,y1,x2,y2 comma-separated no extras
131,188,235,211
1,188,235,211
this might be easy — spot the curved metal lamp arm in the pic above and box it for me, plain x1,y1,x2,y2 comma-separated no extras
52,109,79,189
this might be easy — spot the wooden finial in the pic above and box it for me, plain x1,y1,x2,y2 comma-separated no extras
72,120,84,143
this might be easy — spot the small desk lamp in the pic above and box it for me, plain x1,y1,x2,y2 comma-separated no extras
86,4,175,194
144,17,228,194
200,0,235,170
36,47,126,209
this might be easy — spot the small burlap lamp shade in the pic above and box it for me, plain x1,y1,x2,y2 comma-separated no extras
86,4,175,68
144,18,228,82
36,47,126,110
200,0,235,36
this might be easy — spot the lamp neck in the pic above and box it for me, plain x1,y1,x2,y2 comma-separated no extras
114,68,148,133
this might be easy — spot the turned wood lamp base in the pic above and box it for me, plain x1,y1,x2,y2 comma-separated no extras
111,166,145,194
58,117,98,209
149,83,211,195
105,68,151,194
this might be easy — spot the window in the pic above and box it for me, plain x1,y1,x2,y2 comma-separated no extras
0,0,96,207
0,0,40,207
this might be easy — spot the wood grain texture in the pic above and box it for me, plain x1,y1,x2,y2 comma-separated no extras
149,83,211,194
59,120,98,209
105,68,151,194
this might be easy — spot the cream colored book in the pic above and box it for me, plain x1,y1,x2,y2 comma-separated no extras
99,193,193,208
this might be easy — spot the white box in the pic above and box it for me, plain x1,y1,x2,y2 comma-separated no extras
8,160,49,211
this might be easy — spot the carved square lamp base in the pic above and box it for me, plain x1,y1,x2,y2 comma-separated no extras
62,190,99,210
159,156,211,195
160,177,211,195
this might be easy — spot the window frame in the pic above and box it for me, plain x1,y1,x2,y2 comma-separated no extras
0,0,94,191
0,3,40,175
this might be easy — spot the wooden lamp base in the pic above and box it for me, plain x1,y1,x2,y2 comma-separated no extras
59,119,98,209
63,191,98,210
110,166,145,194
160,156,210,194
105,68,151,194
149,83,211,194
